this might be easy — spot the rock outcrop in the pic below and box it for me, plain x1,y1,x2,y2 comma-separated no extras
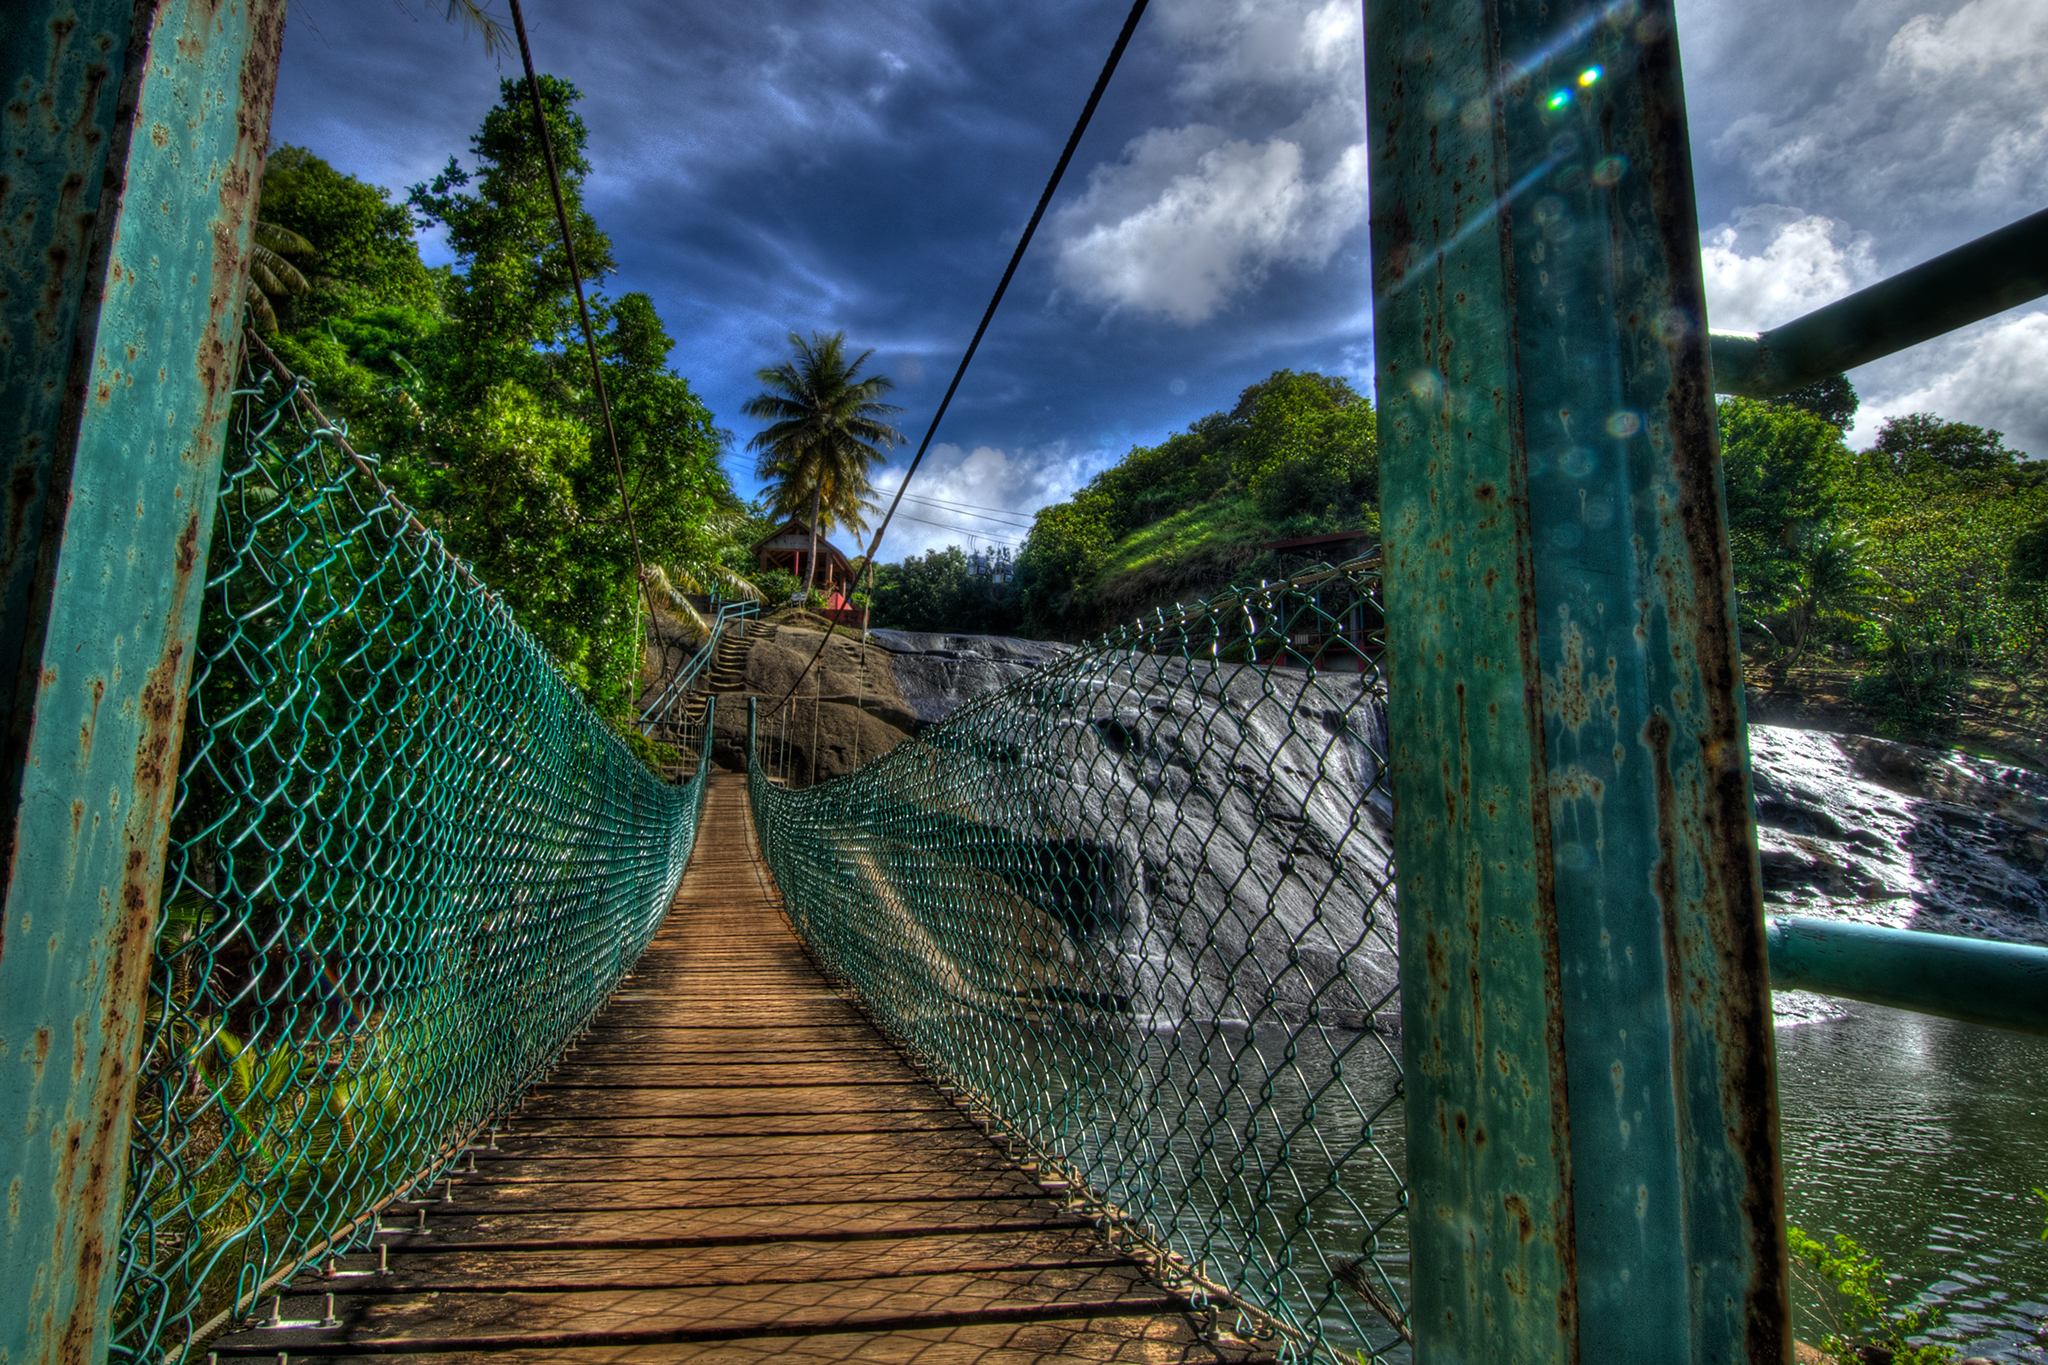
865,630,1073,724
1750,725,2047,947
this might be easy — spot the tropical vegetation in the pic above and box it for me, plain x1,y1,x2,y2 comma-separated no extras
253,78,739,718
964,367,2044,757
744,331,903,598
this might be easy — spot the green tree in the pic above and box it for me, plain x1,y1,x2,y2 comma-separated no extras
1779,372,1858,432
1717,397,1852,624
389,78,732,710
743,332,903,597
872,545,1021,634
1779,524,1888,664
1017,497,1114,637
259,145,439,325
1870,413,2022,476
2013,514,2048,584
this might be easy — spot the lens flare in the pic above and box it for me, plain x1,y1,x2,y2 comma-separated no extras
1547,89,1573,110
1592,155,1629,186
1578,65,1603,86
1606,410,1643,438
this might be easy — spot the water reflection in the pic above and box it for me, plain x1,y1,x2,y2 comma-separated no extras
1118,1004,2045,1362
1776,1004,2048,1361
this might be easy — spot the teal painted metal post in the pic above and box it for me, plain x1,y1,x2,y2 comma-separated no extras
0,2,283,1361
1364,2,1790,1363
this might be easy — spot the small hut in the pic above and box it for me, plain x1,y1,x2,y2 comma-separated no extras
752,518,863,622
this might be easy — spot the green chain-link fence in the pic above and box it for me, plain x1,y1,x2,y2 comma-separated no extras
108,344,707,1363
748,557,1407,1363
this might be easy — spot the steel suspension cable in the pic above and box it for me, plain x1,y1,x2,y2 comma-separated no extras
764,0,1152,723
506,0,655,625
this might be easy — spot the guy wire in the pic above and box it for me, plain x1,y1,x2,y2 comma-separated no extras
762,0,1152,726
506,0,655,629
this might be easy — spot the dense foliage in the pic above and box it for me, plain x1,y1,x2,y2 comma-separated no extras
868,546,1023,635
1719,389,2046,736
989,366,2042,748
1013,370,1378,637
254,78,737,716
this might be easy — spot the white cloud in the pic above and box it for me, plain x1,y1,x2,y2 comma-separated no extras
870,442,1089,560
1050,0,1369,326
1711,0,2048,240
1053,130,1367,324
1848,309,2048,459
1699,206,1878,333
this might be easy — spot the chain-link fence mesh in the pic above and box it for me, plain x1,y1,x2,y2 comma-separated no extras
109,346,706,1363
748,557,1408,1363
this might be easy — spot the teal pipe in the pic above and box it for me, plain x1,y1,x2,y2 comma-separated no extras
1711,205,2048,398
1767,917,2048,1036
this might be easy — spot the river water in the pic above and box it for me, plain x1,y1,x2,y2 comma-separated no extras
1102,1001,2048,1362
1776,1002,2048,1361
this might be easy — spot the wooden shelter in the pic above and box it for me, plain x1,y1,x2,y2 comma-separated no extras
752,518,855,597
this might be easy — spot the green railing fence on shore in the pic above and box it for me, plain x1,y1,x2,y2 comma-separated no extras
749,557,1409,1363
108,345,708,1363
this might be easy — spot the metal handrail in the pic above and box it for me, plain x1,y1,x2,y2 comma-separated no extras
1767,916,2048,1036
639,598,759,739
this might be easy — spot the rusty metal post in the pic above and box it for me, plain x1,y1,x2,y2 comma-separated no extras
1363,2,1790,1363
0,2,283,1361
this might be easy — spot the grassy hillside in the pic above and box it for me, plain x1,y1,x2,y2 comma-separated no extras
1016,370,1378,636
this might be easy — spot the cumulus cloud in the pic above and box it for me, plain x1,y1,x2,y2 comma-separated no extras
1848,309,2048,459
1710,0,2048,245
1699,205,1878,333
1054,130,1366,324
1050,0,1368,325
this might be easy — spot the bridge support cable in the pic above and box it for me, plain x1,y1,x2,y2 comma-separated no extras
762,0,1153,737
505,0,655,628
750,562,1411,1362
89,340,711,1363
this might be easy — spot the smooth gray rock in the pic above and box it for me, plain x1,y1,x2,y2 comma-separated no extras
1749,725,2047,948
867,631,1075,723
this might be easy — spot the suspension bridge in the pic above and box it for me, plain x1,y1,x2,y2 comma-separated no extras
6,4,2047,1365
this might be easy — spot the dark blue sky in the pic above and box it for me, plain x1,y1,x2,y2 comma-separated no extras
274,0,2046,558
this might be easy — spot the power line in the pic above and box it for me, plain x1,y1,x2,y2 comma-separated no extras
768,0,1153,720
878,487,1044,520
888,511,1026,546
900,496,1035,529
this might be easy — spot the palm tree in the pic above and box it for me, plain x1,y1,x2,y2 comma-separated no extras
1783,524,1890,665
246,221,315,333
743,332,903,600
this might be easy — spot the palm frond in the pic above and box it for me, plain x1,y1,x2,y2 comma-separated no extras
245,281,278,334
642,566,711,643
396,1,514,56
253,221,314,256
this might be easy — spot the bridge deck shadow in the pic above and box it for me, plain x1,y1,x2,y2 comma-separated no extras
207,774,1264,1364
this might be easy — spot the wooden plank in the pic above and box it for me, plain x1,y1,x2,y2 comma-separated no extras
359,1200,1094,1251
425,1170,1045,1211
226,1266,1180,1351
276,1314,1265,1364
201,776,1261,1362
312,1230,1126,1292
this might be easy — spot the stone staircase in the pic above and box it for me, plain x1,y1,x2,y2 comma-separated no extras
664,619,770,766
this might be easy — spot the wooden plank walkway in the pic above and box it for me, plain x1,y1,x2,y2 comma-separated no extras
212,774,1261,1363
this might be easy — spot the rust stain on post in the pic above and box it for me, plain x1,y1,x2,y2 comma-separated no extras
1,3,284,1362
